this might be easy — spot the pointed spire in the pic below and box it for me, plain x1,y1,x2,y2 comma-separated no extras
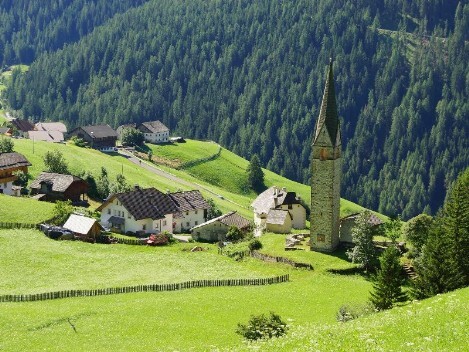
313,58,340,146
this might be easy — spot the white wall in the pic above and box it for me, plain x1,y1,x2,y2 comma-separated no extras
191,221,229,242
0,181,15,196
144,131,169,144
174,209,206,233
280,204,306,229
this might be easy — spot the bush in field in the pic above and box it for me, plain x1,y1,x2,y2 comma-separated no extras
336,303,373,322
226,226,245,242
236,312,288,341
248,239,263,251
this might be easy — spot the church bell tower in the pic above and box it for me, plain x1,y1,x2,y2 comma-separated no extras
310,58,342,252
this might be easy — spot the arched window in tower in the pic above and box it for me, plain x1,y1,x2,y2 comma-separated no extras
320,148,328,160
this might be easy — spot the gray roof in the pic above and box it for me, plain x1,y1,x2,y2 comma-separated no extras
251,186,302,214
97,186,179,221
169,190,210,212
28,130,64,142
63,214,102,235
80,124,118,139
313,59,341,147
0,152,31,171
341,213,383,227
138,120,169,134
266,209,291,225
35,122,67,133
191,211,250,231
30,172,86,192
0,127,12,134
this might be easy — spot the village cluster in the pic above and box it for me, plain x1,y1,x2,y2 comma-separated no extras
0,118,327,244
0,60,381,250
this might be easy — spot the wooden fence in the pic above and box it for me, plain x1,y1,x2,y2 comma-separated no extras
250,251,314,270
0,275,289,303
0,222,38,229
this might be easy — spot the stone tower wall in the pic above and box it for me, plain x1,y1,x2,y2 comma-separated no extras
310,146,341,252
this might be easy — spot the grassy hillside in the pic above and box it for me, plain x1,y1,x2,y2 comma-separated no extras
0,194,54,223
13,138,370,220
148,140,369,218
233,287,469,351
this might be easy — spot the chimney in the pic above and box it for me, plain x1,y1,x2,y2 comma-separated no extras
134,184,140,191
282,187,287,193
273,186,278,196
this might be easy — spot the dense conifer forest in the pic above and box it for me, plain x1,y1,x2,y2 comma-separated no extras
1,0,468,219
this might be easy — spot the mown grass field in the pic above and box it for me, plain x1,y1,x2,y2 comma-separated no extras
0,194,54,223
0,228,373,351
0,229,282,294
146,139,220,166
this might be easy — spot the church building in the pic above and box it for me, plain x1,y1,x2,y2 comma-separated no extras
310,59,342,252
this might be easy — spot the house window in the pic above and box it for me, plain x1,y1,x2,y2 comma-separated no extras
128,214,131,219
195,210,198,215
288,204,292,210
185,211,189,216
163,220,167,226
116,200,119,206
142,225,146,231
155,223,159,228
107,209,111,215
186,222,190,227
195,221,198,226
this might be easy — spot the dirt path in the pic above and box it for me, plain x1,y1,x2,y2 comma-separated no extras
118,149,247,209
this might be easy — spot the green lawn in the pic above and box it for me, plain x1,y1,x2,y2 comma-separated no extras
146,139,220,166
0,194,54,223
0,228,372,351
233,287,469,352
0,229,283,295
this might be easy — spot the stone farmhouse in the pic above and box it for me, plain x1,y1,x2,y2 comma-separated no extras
190,211,251,242
251,186,306,234
137,120,169,144
0,152,31,196
168,190,210,233
30,172,88,203
35,122,67,134
68,124,118,150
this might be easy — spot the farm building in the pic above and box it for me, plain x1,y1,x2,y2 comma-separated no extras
190,211,251,242
0,152,31,196
28,130,64,143
30,172,88,203
10,119,34,137
97,186,178,235
339,212,383,244
63,214,103,239
168,190,210,233
137,120,169,144
251,186,306,233
68,124,118,150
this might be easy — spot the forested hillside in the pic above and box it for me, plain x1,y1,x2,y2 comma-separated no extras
2,0,468,219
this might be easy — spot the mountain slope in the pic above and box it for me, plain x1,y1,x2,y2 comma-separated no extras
3,1,468,219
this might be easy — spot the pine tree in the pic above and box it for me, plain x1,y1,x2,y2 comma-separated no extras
412,222,464,299
370,246,406,310
247,154,264,192
347,211,378,272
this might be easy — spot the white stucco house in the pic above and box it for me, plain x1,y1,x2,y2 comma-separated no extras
168,190,210,233
97,186,178,235
251,186,306,234
0,152,31,196
137,120,170,144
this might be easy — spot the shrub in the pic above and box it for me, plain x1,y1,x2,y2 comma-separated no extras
336,303,373,322
226,226,245,242
236,312,288,341
248,239,263,251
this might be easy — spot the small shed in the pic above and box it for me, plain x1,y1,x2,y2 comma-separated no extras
265,209,293,234
63,214,103,239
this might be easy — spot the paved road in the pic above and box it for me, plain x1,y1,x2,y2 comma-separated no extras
118,149,247,209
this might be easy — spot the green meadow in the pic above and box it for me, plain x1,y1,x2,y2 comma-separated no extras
0,194,54,223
